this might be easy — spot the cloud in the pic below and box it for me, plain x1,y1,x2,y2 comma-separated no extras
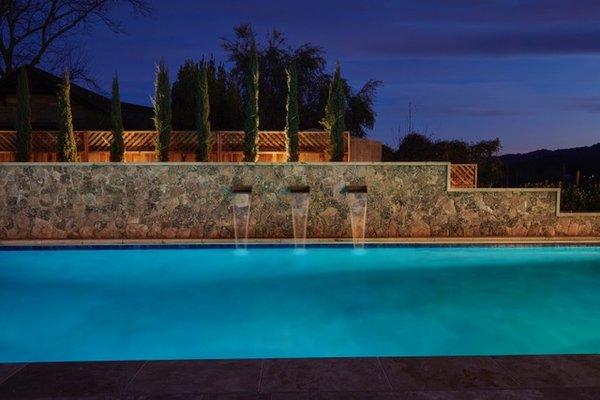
197,0,600,57
200,0,600,27
429,105,533,117
347,27,600,57
563,97,600,113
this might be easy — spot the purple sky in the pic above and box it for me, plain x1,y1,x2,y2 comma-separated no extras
85,0,600,153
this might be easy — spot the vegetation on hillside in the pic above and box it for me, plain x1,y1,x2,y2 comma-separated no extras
502,143,600,211
501,143,600,186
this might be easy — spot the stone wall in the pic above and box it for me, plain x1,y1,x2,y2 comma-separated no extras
0,163,598,240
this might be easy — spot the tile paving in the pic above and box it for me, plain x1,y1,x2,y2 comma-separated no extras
0,355,598,399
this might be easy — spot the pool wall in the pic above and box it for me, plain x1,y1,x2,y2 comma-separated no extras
0,162,599,240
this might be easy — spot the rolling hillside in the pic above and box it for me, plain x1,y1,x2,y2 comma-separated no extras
501,143,600,186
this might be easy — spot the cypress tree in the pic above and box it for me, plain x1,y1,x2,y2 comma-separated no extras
243,44,259,162
153,59,172,162
196,63,211,161
285,60,299,162
56,72,78,162
110,75,125,162
172,60,200,129
321,64,346,161
15,67,32,162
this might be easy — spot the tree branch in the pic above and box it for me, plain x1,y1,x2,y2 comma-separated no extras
0,0,151,75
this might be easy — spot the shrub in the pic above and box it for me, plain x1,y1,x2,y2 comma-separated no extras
560,183,600,212
523,182,600,212
394,132,503,187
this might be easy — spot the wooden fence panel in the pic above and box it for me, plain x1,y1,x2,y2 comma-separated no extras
299,152,328,162
86,152,111,162
0,152,15,162
349,137,382,161
124,152,157,163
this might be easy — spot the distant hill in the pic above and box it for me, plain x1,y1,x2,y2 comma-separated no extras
500,143,600,185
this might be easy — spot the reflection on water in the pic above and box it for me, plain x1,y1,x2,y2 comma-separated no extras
292,248,308,256
233,248,249,257
351,248,367,256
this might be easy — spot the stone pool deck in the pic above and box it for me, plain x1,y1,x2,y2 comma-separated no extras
1,355,600,399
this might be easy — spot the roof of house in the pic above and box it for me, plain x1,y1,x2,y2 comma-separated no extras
0,66,153,130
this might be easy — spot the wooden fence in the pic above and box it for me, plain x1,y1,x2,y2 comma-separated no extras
347,137,383,162
0,130,383,163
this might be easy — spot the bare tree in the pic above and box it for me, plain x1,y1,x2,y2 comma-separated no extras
0,0,150,80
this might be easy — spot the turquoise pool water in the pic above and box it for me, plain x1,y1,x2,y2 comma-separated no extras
1,246,599,362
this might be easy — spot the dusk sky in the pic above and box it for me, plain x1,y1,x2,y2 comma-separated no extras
86,0,600,154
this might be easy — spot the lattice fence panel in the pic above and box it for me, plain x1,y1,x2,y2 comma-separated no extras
450,164,478,188
0,130,354,162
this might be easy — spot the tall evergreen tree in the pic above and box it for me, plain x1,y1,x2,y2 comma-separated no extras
110,75,125,162
243,44,259,162
222,24,380,136
171,60,199,130
321,64,346,161
172,58,243,131
285,60,299,162
196,63,211,161
15,67,32,162
56,72,78,162
209,60,243,130
153,59,172,162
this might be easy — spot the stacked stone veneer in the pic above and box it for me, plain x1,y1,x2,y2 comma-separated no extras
0,163,598,240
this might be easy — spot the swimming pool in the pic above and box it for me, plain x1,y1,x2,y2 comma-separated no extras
1,245,599,362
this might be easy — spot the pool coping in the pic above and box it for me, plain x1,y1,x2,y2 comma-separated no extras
1,236,600,249
1,355,599,399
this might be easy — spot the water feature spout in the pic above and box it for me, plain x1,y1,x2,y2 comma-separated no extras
288,186,311,248
231,185,253,249
345,185,368,249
